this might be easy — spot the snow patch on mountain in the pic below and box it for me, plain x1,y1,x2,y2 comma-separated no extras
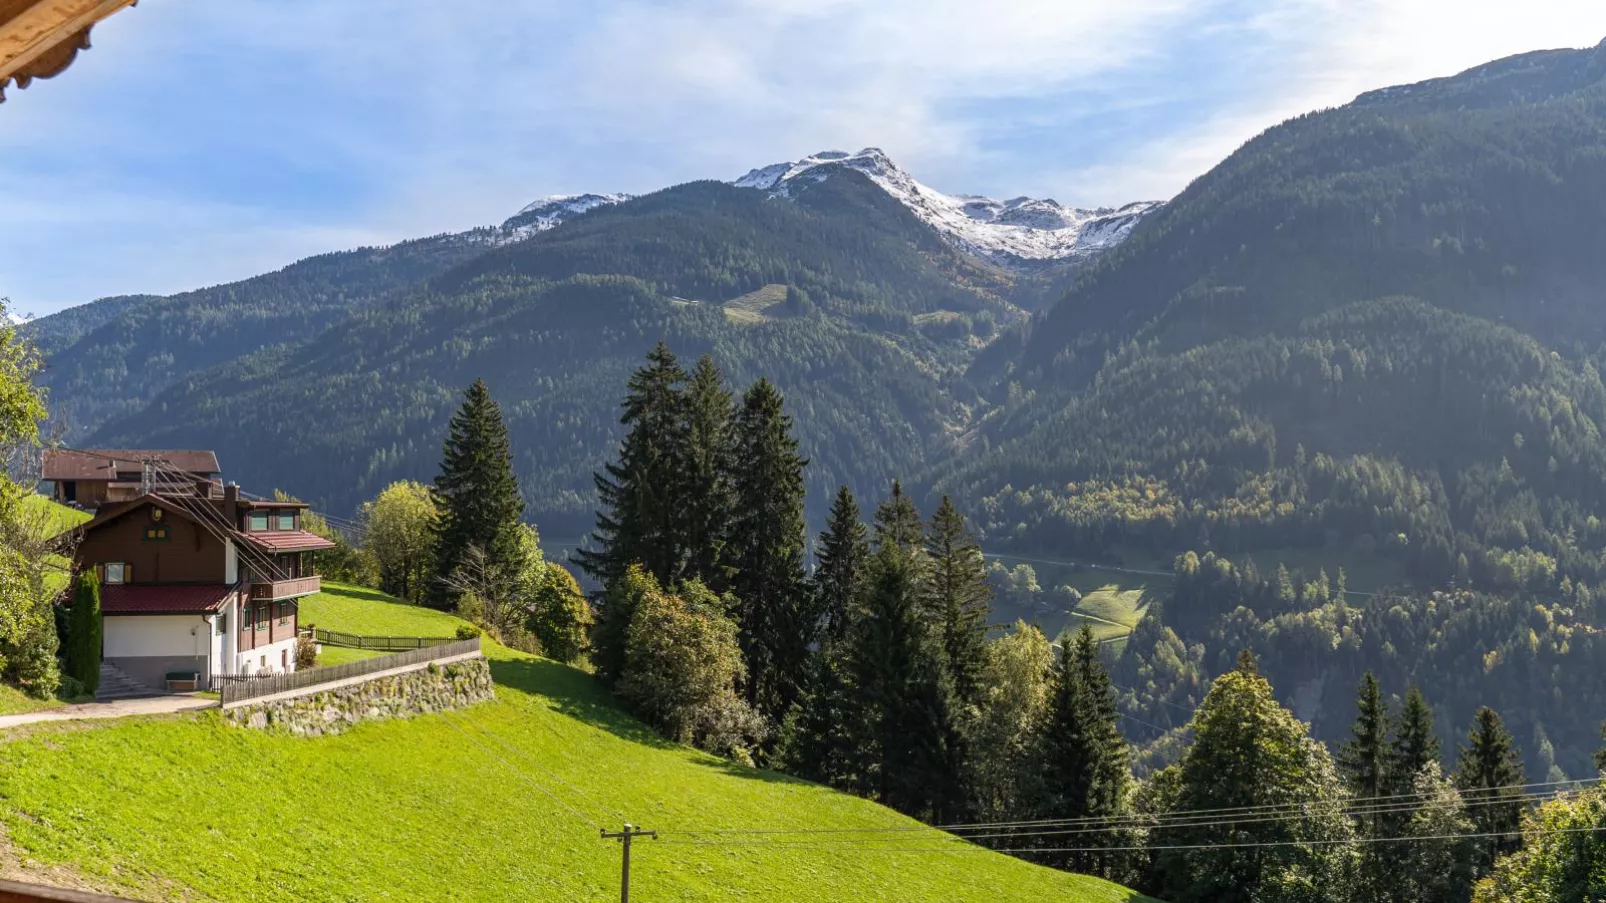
733,148,1161,263
499,193,632,239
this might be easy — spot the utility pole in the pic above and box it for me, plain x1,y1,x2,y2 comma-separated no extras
601,824,655,903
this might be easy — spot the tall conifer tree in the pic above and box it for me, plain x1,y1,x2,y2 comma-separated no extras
872,479,924,556
1338,671,1392,902
849,541,963,821
814,485,869,645
1039,624,1130,878
680,355,735,589
924,496,992,709
728,378,812,722
1339,673,1391,820
431,379,527,608
577,342,688,588
67,570,101,695
1392,686,1442,783
1456,706,1526,875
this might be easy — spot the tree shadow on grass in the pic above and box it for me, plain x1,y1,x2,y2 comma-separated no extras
486,656,676,750
484,657,823,786
315,584,407,605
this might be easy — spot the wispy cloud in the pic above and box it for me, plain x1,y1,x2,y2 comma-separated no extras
2,0,1603,314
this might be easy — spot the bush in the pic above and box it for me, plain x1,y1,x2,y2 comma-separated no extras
295,633,318,669
454,624,482,641
529,565,591,664
616,579,758,760
55,674,87,701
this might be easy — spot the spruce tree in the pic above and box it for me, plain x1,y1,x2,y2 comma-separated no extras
680,355,735,589
1338,673,1391,822
1392,686,1443,782
1039,624,1131,878
577,342,688,588
872,479,923,558
1378,685,1452,892
814,485,869,645
1338,672,1391,903
430,379,527,609
727,378,812,723
849,541,963,821
67,570,101,695
1456,706,1526,875
924,496,993,710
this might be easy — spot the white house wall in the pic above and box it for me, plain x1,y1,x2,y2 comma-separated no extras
104,615,214,658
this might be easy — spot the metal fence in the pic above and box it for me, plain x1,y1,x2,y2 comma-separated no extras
312,628,458,650
215,637,481,705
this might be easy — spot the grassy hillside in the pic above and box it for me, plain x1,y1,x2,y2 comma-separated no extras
20,494,92,535
0,586,1156,902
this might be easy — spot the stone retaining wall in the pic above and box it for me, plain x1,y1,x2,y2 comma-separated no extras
224,658,494,737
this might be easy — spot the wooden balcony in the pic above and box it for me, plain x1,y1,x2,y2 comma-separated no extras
250,575,320,601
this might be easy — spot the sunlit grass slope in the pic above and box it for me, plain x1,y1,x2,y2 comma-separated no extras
0,585,1159,902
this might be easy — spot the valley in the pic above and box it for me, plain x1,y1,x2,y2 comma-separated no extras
9,28,1606,903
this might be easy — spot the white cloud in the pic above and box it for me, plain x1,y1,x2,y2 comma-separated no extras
3,0,1604,313
1069,0,1606,200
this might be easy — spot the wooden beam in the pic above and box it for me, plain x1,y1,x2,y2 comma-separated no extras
0,0,136,84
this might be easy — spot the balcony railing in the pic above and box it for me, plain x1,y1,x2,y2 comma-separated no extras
250,575,321,601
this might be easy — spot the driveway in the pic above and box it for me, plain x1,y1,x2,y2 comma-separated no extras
0,695,218,730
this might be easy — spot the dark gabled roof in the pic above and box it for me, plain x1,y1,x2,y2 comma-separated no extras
101,583,232,615
242,531,337,553
59,493,211,543
41,448,220,481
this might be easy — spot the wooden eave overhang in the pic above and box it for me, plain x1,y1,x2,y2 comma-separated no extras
0,0,137,103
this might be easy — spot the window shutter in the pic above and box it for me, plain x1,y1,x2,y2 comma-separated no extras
94,564,103,583
125,564,133,584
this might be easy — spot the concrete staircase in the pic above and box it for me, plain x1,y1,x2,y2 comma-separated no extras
96,662,157,701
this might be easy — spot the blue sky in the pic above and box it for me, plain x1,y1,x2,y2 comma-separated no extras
5,0,1605,316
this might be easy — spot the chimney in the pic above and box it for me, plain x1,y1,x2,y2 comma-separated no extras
224,482,239,524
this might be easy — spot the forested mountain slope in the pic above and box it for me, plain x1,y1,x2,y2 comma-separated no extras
931,39,1606,781
28,232,495,436
1015,39,1606,385
89,176,1004,531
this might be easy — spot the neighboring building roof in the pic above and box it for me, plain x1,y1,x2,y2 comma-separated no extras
42,448,221,481
1,0,139,104
61,493,210,542
242,531,337,553
100,584,232,615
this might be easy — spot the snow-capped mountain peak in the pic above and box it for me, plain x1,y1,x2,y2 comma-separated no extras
501,193,632,236
733,147,1161,263
499,148,1159,265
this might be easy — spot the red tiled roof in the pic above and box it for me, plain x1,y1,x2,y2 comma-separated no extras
100,584,232,615
42,449,220,481
242,530,336,552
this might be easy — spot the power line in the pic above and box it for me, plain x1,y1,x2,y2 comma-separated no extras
659,777,1599,839
660,786,1576,847
655,824,1606,855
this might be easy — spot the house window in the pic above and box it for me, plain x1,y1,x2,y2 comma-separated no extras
281,650,288,670
214,613,226,636
103,562,127,584
143,525,169,541
248,512,269,532
276,511,296,531
277,603,290,625
256,605,268,631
